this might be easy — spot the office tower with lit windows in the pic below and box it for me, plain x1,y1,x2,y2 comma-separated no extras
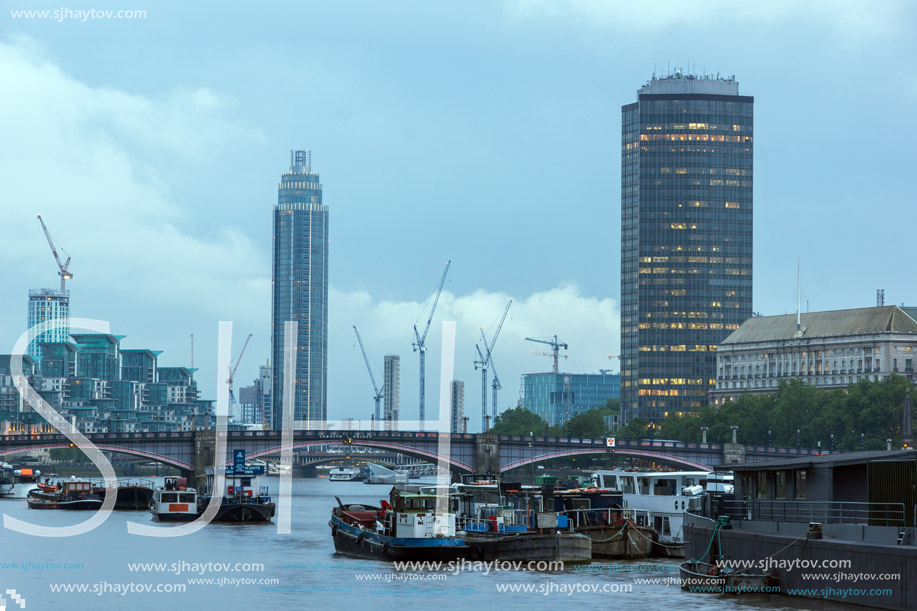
620,73,753,422
272,150,329,426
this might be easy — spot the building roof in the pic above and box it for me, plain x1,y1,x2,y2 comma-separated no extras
715,450,917,472
721,306,917,345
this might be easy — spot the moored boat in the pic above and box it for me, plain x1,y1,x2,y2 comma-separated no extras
329,487,469,561
91,478,154,510
151,477,198,522
679,560,778,594
26,480,103,510
463,531,593,563
549,487,654,559
329,466,363,481
198,464,275,523
0,464,42,499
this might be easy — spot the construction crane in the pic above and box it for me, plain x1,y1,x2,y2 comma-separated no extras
227,333,253,422
36,214,73,293
412,260,451,425
473,344,488,431
353,326,384,425
478,299,512,426
525,335,568,374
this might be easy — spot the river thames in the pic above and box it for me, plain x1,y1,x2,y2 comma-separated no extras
0,477,856,610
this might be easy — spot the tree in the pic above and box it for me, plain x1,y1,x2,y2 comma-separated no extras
489,407,546,435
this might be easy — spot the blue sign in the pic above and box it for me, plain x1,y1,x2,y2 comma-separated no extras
225,465,264,476
233,449,246,469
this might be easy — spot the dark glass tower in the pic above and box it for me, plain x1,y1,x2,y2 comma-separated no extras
621,74,753,422
272,150,328,426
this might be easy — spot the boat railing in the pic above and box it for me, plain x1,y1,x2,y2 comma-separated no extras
721,499,907,527
556,507,625,529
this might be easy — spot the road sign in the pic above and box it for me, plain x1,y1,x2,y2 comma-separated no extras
606,438,616,448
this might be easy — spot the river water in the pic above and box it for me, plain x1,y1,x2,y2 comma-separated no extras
0,477,851,610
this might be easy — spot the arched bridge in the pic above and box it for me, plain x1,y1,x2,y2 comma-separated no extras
0,430,835,476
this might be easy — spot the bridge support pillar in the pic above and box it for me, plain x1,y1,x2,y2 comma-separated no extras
193,430,217,491
475,432,499,474
722,443,746,465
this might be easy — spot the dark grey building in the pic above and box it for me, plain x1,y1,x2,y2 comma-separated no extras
272,150,329,426
621,73,754,422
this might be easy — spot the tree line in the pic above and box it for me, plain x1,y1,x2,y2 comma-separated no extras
489,376,914,451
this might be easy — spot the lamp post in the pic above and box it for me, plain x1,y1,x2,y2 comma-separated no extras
830,434,835,452
700,426,708,444
767,430,772,446
797,428,801,451
730,425,739,444
861,433,865,451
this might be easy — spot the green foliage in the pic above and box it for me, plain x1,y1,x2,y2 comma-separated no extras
489,407,547,435
49,447,86,461
654,375,914,450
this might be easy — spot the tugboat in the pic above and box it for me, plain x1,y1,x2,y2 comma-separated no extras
198,464,275,523
151,477,198,521
329,486,469,561
27,479,103,510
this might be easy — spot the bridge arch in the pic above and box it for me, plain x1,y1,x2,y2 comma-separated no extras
238,441,475,473
501,448,712,472
0,443,194,472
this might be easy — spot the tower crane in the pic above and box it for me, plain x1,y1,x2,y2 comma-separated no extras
478,299,512,427
227,333,253,422
353,326,384,425
36,214,73,293
412,260,450,425
479,330,505,425
525,335,568,374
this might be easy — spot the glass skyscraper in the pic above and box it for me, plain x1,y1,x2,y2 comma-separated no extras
620,73,753,422
272,150,328,426
27,288,70,368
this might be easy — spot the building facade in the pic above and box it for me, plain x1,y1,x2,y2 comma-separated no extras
272,150,329,427
26,288,70,368
383,355,400,429
239,361,272,427
711,306,917,403
621,73,754,422
451,380,465,433
522,372,620,427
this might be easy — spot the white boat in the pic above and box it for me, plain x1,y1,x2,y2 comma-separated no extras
329,467,363,481
362,463,408,485
150,476,198,522
0,463,42,499
590,468,711,556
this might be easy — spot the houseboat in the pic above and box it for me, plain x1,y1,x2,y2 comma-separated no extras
591,468,710,556
151,477,198,521
198,465,275,522
330,487,469,561
26,480,103,510
549,486,654,559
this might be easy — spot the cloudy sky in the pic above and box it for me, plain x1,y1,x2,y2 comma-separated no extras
1,0,914,430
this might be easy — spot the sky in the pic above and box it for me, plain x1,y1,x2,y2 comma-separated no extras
1,0,915,431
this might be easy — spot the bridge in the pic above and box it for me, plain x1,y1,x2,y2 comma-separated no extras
0,430,834,480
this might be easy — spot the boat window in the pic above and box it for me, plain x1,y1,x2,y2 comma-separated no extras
638,478,650,495
179,493,195,503
662,517,671,536
240,478,253,486
161,493,178,503
683,477,695,488
756,472,767,499
775,471,786,499
795,470,807,499
743,476,754,501
653,479,675,496
621,477,636,494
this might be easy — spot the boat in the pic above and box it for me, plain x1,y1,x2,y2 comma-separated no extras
0,463,42,499
329,466,363,481
549,487,654,559
329,487,469,561
150,476,198,522
198,465,275,522
452,478,593,564
591,468,713,557
91,478,154,510
679,560,778,594
26,480,103,510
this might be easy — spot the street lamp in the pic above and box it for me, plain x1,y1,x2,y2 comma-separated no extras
730,425,739,444
861,433,865,451
700,426,709,444
797,429,801,450
767,430,772,446
830,434,835,452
